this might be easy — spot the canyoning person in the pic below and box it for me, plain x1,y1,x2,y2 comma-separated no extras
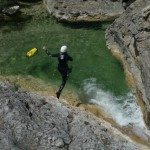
43,45,73,99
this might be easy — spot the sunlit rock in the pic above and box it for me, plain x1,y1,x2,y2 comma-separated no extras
43,0,125,22
2,5,20,15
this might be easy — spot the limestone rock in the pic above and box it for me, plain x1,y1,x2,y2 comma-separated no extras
106,0,150,127
43,0,125,22
2,5,20,15
0,81,145,149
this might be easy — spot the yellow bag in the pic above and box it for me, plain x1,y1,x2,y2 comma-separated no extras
26,48,38,57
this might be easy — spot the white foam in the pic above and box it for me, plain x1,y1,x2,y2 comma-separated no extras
82,78,146,128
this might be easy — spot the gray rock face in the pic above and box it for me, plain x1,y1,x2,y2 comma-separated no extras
106,0,150,127
43,0,125,22
0,81,143,149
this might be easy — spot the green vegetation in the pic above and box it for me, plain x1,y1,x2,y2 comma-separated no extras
0,3,128,99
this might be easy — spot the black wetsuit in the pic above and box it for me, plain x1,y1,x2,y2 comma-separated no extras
46,50,73,98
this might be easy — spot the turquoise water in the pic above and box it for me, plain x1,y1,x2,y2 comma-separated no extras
0,19,128,100
0,0,128,104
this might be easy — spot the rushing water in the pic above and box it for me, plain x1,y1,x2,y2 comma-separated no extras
82,78,145,127
81,78,150,140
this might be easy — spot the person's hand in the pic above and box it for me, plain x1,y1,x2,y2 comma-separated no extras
43,46,47,51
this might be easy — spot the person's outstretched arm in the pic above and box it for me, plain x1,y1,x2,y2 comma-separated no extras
43,46,58,57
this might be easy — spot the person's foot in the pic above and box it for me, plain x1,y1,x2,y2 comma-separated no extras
56,91,61,99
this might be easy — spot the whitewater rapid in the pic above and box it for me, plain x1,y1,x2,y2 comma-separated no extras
82,78,146,128
82,78,150,141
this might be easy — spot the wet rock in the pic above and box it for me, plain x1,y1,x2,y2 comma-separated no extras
0,81,148,149
106,0,150,127
43,0,125,22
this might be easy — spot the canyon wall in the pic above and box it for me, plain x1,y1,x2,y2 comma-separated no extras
106,0,150,127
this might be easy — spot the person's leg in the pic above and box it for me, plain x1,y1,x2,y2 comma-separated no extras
56,68,68,99
56,75,67,99
59,75,67,89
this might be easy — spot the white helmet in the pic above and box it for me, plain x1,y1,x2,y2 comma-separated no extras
60,45,67,53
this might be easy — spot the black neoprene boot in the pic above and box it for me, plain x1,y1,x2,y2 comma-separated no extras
56,91,61,99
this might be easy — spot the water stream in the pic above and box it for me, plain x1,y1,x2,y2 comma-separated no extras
82,78,144,127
